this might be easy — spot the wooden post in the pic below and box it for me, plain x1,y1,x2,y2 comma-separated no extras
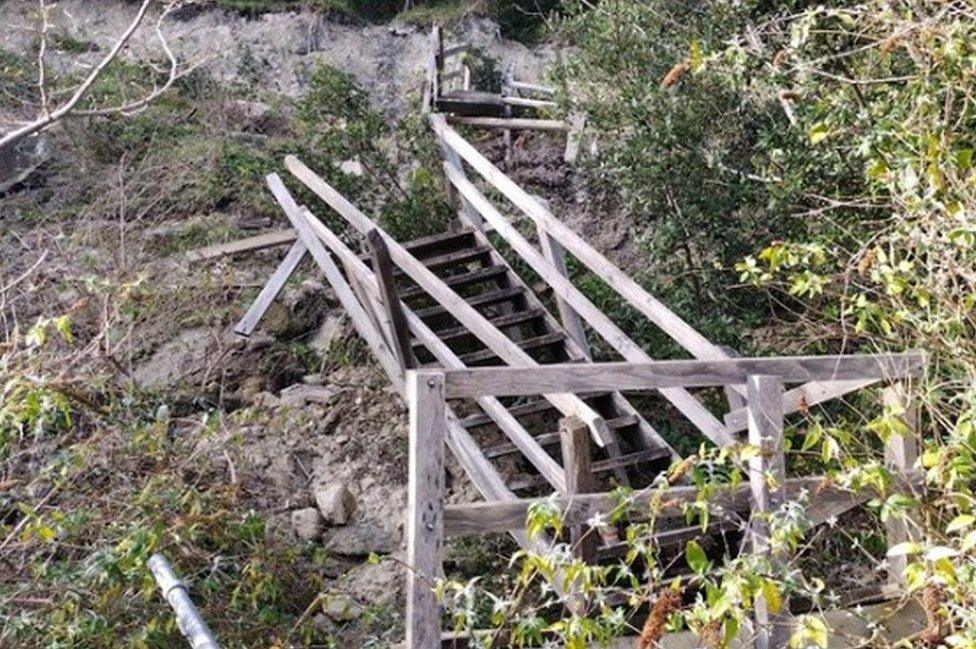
560,416,598,564
883,382,919,590
537,220,589,359
406,370,446,648
368,229,416,372
747,375,790,649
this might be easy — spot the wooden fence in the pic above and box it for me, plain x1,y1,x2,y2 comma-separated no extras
405,353,924,648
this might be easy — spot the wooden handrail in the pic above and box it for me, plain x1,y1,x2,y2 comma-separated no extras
436,352,925,398
431,114,891,420
442,161,734,446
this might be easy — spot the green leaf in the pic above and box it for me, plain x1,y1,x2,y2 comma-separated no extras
684,539,709,574
808,122,830,144
886,541,922,557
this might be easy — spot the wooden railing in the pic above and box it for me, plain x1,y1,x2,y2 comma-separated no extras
429,113,880,445
404,353,925,648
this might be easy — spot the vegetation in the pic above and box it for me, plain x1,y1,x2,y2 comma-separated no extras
4,0,974,646
431,0,976,646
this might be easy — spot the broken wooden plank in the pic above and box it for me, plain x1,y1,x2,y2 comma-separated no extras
265,175,405,395
184,229,296,262
234,239,306,337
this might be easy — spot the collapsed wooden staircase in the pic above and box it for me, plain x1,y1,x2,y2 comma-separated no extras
218,26,926,647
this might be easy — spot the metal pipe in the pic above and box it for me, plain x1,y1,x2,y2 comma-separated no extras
147,553,220,649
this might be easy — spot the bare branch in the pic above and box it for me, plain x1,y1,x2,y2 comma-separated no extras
0,0,161,152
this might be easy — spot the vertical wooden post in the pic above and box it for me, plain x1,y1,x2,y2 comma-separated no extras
560,416,598,564
883,382,919,590
406,370,446,648
438,141,484,232
537,221,589,359
368,229,416,372
747,374,790,649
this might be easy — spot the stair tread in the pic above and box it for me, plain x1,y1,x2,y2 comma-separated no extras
506,448,669,491
483,415,639,459
401,244,492,274
359,228,475,264
458,332,566,365
400,265,508,300
412,308,547,349
413,286,525,320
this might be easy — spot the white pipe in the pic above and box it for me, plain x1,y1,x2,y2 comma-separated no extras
148,553,220,649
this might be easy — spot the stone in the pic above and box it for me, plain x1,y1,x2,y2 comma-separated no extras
314,483,356,525
133,328,212,389
309,313,348,355
290,507,323,542
339,159,364,177
324,522,398,556
322,593,360,622
279,384,342,406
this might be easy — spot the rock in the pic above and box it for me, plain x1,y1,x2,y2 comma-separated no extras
0,135,49,195
322,593,360,621
279,384,342,406
324,522,398,556
225,98,277,132
237,375,265,401
339,159,364,177
315,483,356,525
339,559,404,606
309,313,348,355
133,328,212,389
290,507,323,541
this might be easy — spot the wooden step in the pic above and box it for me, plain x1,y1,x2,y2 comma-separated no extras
458,398,558,429
458,332,566,366
412,308,547,349
413,286,525,320
360,228,475,264
506,448,669,491
596,522,734,560
399,265,508,300
483,415,639,459
400,244,493,275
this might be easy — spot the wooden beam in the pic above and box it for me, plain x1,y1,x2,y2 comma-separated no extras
438,353,926,399
725,379,876,433
442,43,469,58
560,417,598,564
501,95,557,109
446,116,570,131
265,175,405,395
368,229,415,372
405,370,446,648
285,155,617,453
183,229,296,262
442,162,714,448
234,240,306,337
746,375,791,649
303,209,567,492
508,80,555,95
537,221,589,359
442,475,854,537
